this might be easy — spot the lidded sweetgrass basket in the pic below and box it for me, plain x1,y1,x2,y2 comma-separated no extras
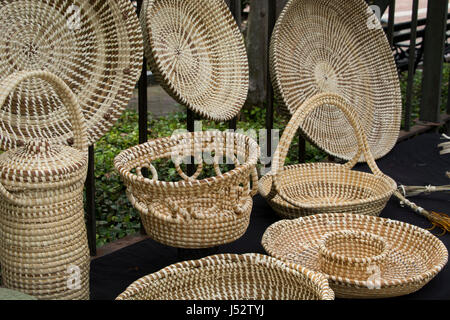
259,93,397,219
116,254,335,300
0,71,90,300
0,0,143,146
270,0,401,160
140,0,249,121
262,214,448,298
114,131,260,248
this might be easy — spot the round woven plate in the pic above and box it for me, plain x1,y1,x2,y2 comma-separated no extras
270,0,401,160
140,0,249,121
0,0,143,148
262,214,448,298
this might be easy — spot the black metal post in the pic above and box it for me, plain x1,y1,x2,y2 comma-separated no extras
187,108,195,176
419,0,449,123
404,0,419,132
387,0,396,47
86,146,96,256
228,0,241,131
137,0,148,235
265,0,276,167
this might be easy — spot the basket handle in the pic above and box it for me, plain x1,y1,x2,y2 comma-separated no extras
270,93,384,207
0,70,88,206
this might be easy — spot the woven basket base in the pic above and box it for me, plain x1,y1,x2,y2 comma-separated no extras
140,197,253,248
259,163,394,219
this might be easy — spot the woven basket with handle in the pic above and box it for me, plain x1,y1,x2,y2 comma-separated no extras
140,0,249,121
116,254,335,300
0,71,90,300
259,93,397,219
114,131,259,248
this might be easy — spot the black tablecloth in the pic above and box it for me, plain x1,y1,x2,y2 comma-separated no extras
90,133,450,300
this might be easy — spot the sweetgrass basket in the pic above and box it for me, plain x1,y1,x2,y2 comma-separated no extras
259,93,397,219
140,0,249,121
270,0,401,160
114,131,259,248
116,254,335,300
0,71,90,300
262,214,448,298
0,0,143,147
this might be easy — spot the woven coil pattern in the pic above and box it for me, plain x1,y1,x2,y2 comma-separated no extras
116,253,335,300
0,71,90,300
140,0,249,121
318,230,388,281
114,131,259,248
270,0,401,160
0,0,143,148
259,93,397,219
262,213,448,298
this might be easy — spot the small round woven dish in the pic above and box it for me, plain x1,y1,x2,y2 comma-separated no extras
262,213,448,299
140,0,249,121
259,93,397,219
270,0,401,161
0,0,143,148
116,254,335,300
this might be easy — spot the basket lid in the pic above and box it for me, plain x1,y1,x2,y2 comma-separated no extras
0,140,87,183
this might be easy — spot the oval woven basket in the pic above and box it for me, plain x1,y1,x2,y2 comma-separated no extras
0,70,90,300
140,0,249,121
114,131,259,248
262,214,448,299
259,93,397,219
270,0,401,161
0,0,143,148
116,254,335,300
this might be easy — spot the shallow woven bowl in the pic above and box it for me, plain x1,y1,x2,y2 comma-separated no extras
140,0,249,121
0,0,143,148
116,254,335,300
259,93,397,219
115,131,260,248
270,0,401,160
259,162,396,219
262,214,448,299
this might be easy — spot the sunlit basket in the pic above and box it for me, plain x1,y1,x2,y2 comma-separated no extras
0,71,90,300
114,131,259,248
116,254,335,300
140,0,249,121
259,93,397,219
262,213,448,298
0,0,143,147
270,0,401,160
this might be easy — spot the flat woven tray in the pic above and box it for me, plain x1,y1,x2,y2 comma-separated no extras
262,213,448,298
140,0,248,121
116,254,335,300
0,0,143,148
270,0,401,160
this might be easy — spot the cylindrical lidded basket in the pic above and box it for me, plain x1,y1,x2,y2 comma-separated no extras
0,71,90,300
259,93,397,219
116,254,335,300
114,131,260,248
